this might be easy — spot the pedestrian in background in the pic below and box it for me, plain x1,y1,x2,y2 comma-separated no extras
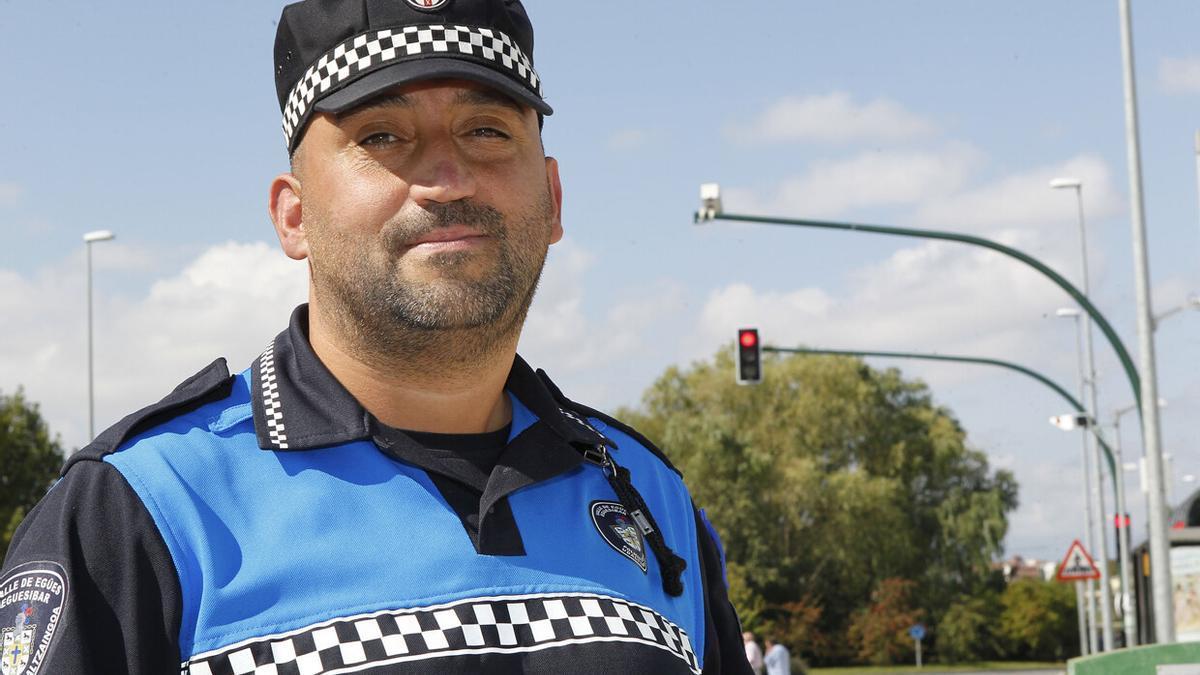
744,631,765,674
764,636,791,675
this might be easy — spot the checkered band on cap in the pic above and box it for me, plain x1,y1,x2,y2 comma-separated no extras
282,24,542,149
183,592,700,674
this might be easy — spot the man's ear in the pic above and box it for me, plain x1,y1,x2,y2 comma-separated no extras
545,156,564,244
269,172,308,260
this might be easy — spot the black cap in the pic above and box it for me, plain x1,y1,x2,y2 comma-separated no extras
274,0,552,152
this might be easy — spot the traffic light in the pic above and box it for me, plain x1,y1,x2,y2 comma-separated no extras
736,328,762,384
1115,513,1131,552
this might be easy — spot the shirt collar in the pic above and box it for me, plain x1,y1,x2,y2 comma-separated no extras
250,304,614,452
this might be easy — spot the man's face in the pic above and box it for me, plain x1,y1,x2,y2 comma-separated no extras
287,79,563,337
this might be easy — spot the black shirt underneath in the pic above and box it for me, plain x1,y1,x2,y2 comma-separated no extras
405,426,511,491
376,424,523,555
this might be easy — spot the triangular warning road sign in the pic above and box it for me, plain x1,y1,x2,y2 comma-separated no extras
1055,539,1101,582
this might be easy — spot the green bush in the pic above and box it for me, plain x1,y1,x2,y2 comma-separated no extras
996,578,1079,660
938,593,1000,663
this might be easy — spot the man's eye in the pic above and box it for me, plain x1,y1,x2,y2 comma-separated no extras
470,127,509,139
360,132,398,146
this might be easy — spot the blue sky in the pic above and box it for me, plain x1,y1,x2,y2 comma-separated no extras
3,1,1199,561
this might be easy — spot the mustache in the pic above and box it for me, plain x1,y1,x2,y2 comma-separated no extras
382,200,506,248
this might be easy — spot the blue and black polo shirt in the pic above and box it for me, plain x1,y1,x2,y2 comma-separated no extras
1,306,750,674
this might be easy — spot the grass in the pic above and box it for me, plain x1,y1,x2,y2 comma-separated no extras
809,663,1065,674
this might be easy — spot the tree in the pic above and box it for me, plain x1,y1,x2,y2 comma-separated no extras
761,595,829,663
847,577,924,665
0,389,65,560
937,592,1000,663
619,348,1018,664
996,578,1079,661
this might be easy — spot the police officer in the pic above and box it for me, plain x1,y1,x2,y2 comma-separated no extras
1,2,751,673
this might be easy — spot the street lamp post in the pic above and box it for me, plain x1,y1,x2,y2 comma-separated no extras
1050,178,1114,650
1056,307,1109,653
83,230,115,440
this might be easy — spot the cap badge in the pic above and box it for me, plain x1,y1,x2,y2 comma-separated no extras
406,0,450,9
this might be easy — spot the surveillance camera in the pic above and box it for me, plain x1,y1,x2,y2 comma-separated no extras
698,183,723,221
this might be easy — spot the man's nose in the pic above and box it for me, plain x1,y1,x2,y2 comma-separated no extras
406,138,477,205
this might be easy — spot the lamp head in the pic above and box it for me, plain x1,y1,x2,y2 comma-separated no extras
1055,307,1081,318
1049,177,1082,190
83,230,115,243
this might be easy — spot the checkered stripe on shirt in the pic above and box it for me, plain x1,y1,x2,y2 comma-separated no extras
282,24,542,148
183,593,700,675
256,340,287,450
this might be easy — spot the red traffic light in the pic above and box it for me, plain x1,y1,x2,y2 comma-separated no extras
736,328,762,384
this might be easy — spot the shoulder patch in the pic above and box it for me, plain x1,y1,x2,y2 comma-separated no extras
63,358,233,475
0,561,68,675
590,500,648,573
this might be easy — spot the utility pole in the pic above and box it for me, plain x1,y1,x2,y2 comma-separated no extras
1117,0,1174,643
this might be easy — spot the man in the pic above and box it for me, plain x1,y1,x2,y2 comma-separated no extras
764,637,791,675
743,631,764,675
0,1,751,674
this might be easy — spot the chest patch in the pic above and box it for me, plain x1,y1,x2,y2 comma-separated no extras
0,562,68,675
590,501,648,573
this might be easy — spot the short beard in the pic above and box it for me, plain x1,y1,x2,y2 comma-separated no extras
308,194,554,371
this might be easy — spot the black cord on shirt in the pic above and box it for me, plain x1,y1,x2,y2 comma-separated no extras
603,454,687,597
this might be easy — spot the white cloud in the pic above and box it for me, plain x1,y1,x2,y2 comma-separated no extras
520,238,686,378
4,235,690,448
913,154,1123,233
730,92,937,145
1,241,307,450
1159,56,1200,94
725,151,1120,235
1005,457,1091,559
691,233,1078,386
692,152,1123,375
0,183,23,207
722,144,983,218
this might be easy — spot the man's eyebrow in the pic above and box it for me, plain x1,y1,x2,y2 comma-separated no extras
340,94,411,119
339,88,528,119
453,88,526,115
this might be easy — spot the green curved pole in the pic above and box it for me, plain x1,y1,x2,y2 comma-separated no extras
763,345,1119,501
701,211,1142,415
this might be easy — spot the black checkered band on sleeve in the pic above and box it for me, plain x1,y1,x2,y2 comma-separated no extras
282,24,542,149
183,592,700,675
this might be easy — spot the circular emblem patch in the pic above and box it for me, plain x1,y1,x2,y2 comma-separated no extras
0,562,68,675
405,0,450,10
591,501,648,573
